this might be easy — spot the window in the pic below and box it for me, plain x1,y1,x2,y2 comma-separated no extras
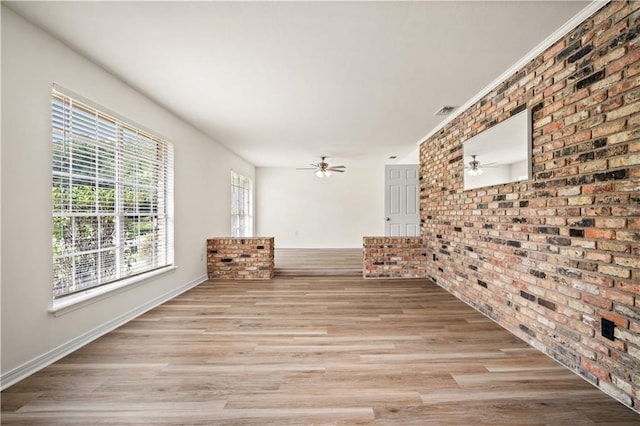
52,88,174,299
231,171,253,237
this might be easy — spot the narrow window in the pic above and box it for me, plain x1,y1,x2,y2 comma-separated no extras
52,88,174,298
230,171,253,237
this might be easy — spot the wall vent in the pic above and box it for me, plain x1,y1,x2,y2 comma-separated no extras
434,106,457,116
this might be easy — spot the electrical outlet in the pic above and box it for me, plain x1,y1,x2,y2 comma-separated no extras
601,318,615,341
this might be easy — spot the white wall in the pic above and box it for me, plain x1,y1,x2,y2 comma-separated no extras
0,7,254,383
397,146,419,164
256,166,384,248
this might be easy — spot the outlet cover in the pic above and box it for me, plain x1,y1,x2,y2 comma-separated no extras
601,318,615,341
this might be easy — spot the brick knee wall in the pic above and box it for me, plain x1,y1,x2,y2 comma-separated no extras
420,2,639,411
207,237,274,280
363,237,427,278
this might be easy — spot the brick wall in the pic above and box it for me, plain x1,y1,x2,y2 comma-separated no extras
363,237,427,278
207,237,274,280
420,1,639,411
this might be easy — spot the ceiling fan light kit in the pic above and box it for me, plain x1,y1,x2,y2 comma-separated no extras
466,154,483,176
467,167,483,176
298,156,345,178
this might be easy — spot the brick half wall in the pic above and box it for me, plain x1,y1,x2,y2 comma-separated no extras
207,237,275,280
363,237,428,279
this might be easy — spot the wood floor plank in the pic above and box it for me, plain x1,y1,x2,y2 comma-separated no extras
275,248,363,276
2,276,637,424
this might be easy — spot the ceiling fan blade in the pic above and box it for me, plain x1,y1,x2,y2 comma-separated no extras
298,158,346,174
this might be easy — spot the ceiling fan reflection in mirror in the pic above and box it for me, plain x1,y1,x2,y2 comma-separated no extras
297,156,346,178
464,154,497,176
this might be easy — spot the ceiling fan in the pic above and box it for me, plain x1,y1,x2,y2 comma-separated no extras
464,155,497,176
297,156,346,178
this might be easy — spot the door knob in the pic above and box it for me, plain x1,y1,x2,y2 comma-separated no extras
385,217,391,221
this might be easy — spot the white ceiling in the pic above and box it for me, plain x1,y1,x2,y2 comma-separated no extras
6,1,590,168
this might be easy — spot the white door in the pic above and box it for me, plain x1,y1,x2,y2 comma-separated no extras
385,165,420,236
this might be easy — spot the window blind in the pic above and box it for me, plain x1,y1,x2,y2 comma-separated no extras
231,171,253,237
52,89,174,298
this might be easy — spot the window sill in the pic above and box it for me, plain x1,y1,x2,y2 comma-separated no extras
50,266,177,317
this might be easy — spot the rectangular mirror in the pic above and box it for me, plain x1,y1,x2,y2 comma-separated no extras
463,108,532,190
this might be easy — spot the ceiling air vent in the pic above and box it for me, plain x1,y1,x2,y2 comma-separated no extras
434,106,456,116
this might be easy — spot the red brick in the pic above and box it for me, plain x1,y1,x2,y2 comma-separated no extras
597,241,630,253
628,60,640,78
594,46,628,70
581,359,610,381
613,256,640,269
608,79,637,98
601,287,635,304
564,130,593,146
582,183,614,194
588,337,613,357
542,120,564,134
617,230,640,242
617,280,640,295
625,88,640,104
598,264,632,279
609,153,640,168
585,251,612,263
577,92,608,110
598,97,625,114
564,89,591,106
544,81,567,98
585,228,616,239
595,218,626,228
543,100,565,117
599,311,630,328
577,115,606,132
584,294,613,310
568,195,595,206
592,119,627,138
590,72,623,93
607,102,640,121
607,49,640,74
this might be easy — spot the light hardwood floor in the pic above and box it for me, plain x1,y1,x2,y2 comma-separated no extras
2,276,637,425
275,248,363,276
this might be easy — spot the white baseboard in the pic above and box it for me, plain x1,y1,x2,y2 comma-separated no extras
0,274,207,391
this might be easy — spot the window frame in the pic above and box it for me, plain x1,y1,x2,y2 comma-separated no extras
51,85,174,308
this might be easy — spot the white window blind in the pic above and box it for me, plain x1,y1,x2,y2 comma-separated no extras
52,88,174,299
231,171,253,237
